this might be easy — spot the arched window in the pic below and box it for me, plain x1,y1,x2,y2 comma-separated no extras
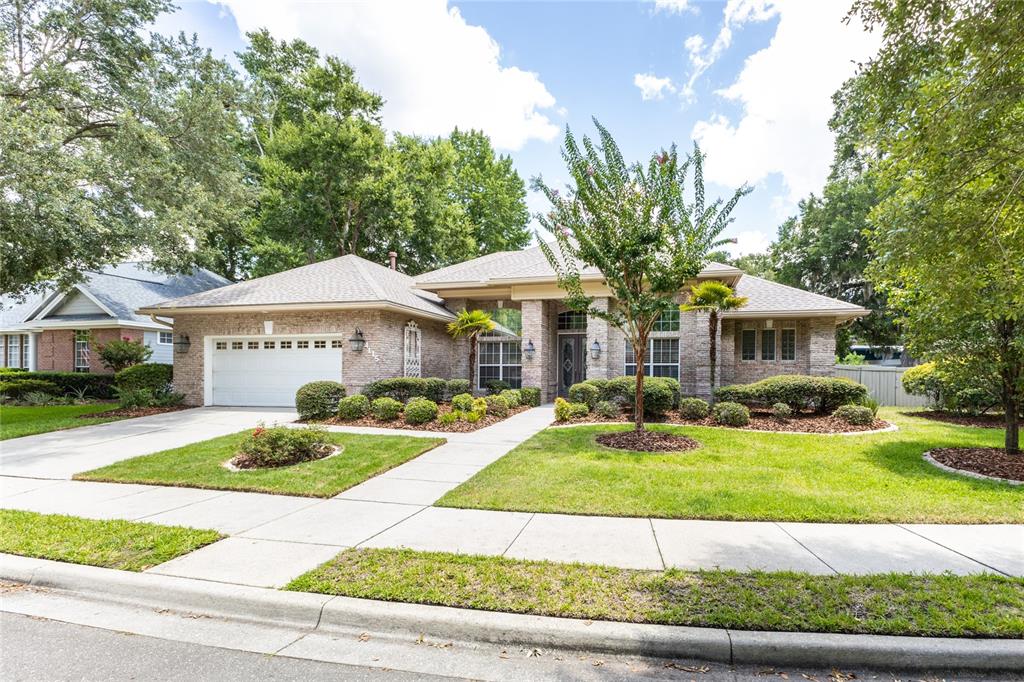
403,321,421,377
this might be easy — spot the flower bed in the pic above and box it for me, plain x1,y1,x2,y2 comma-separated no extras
557,408,890,434
927,447,1024,483
318,403,530,433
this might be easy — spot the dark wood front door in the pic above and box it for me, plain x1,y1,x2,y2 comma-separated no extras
557,334,587,397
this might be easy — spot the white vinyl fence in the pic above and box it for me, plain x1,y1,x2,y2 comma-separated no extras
834,364,929,407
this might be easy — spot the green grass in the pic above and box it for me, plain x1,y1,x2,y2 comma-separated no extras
75,430,445,497
437,408,1022,523
0,509,221,571
288,547,1024,638
0,403,121,440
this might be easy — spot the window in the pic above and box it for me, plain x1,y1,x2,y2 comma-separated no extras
313,339,326,349
263,341,275,350
247,341,259,350
215,341,227,350
404,322,421,377
557,311,586,330
740,329,756,361
781,328,796,361
761,329,776,361
5,334,27,369
280,340,292,349
652,309,680,332
478,340,522,388
624,338,680,379
158,331,173,345
331,339,343,349
231,341,243,350
297,340,309,349
74,330,90,372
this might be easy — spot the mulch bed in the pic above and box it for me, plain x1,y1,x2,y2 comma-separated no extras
929,447,1024,482
80,405,190,419
908,410,1006,429
561,409,889,434
318,404,530,433
595,430,701,453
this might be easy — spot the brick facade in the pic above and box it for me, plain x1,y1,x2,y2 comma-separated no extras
33,327,142,374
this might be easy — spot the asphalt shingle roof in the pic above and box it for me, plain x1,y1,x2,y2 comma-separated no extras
731,275,866,314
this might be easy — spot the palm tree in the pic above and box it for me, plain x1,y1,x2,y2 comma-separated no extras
447,309,495,392
681,281,748,401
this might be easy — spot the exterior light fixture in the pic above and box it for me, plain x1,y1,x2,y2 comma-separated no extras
174,334,191,355
349,328,366,352
590,339,602,360
523,339,535,360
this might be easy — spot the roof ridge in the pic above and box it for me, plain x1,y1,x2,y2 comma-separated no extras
348,255,391,301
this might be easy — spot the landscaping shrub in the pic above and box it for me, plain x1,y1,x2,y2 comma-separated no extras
362,377,445,403
714,375,868,414
472,397,488,415
901,361,999,415
499,389,522,408
678,397,710,419
404,398,438,424
116,363,173,393
445,379,470,400
115,385,184,409
519,387,541,407
438,411,458,425
771,402,792,421
594,400,620,419
857,396,880,417
464,409,483,423
97,337,152,372
484,394,509,417
232,424,331,469
484,379,511,394
567,382,599,408
451,393,475,412
712,401,750,427
337,395,370,420
370,397,403,421
21,391,57,406
833,404,874,425
0,379,59,399
8,371,116,399
603,376,675,416
0,367,27,374
295,381,347,420
554,397,590,422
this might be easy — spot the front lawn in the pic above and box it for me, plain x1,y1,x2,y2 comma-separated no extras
287,547,1024,638
75,430,445,497
437,408,1022,523
0,509,221,571
0,403,121,440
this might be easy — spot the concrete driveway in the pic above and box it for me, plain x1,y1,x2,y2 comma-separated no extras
0,407,296,479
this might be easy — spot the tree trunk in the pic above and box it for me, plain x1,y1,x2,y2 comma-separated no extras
708,310,718,403
469,335,477,394
998,318,1020,455
634,333,647,431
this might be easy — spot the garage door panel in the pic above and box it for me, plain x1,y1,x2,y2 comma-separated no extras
211,337,343,407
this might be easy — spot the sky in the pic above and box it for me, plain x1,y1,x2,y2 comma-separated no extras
155,0,880,257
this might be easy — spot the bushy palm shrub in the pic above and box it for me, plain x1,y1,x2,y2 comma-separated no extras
295,380,346,420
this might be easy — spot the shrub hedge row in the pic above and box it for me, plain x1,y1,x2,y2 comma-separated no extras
0,371,117,398
714,375,867,414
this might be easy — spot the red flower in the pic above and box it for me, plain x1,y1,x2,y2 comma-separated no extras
252,427,265,438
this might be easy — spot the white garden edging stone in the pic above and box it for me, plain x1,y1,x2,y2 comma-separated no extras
922,450,1023,486
550,420,898,436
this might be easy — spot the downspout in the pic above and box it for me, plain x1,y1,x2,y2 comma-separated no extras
149,314,173,328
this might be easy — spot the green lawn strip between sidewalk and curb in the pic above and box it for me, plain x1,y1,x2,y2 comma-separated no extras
287,547,1024,638
0,509,222,572
0,404,122,440
74,431,445,498
437,408,1023,523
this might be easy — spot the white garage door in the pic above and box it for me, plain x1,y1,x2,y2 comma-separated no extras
211,336,343,407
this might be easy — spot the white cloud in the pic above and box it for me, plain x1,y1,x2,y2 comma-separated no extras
633,73,677,101
212,0,558,151
727,229,774,257
692,0,879,206
653,0,696,14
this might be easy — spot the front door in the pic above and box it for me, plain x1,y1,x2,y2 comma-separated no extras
557,334,587,397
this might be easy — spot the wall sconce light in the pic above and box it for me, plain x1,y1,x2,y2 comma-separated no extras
523,339,535,361
174,334,191,355
349,328,366,352
590,339,602,360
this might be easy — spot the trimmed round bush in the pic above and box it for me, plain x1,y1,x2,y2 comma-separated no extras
370,397,402,421
554,397,590,422
594,400,619,419
567,382,599,408
337,394,370,420
445,379,470,400
833,404,874,425
604,376,675,416
678,397,710,419
295,380,347,420
484,394,509,417
451,393,475,412
713,401,750,427
404,398,438,424
771,402,792,420
116,363,173,393
519,387,541,407
499,389,521,408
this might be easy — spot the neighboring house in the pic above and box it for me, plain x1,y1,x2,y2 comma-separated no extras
0,263,229,374
140,246,866,407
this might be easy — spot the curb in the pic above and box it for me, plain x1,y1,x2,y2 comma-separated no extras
922,451,1023,486
3,554,1023,672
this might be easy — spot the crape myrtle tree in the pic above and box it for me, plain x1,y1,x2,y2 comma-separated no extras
535,119,750,431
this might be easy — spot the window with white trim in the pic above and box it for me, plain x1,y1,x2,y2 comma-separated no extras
478,339,521,388
652,310,680,332
404,322,421,377
761,329,776,361
781,328,796,361
74,330,90,372
5,334,27,369
740,329,756,361
624,338,680,379
158,331,173,345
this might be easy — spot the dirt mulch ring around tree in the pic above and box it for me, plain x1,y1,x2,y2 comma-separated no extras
317,404,531,433
80,405,191,419
560,410,890,434
228,444,340,471
927,447,1024,483
906,410,1007,429
596,430,701,453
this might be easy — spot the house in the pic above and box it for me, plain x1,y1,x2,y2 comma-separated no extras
139,245,866,407
0,263,229,373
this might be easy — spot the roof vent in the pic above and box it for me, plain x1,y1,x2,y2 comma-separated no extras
388,251,398,270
